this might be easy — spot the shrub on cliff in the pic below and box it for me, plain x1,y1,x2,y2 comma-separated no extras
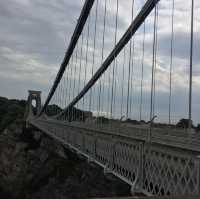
0,97,26,132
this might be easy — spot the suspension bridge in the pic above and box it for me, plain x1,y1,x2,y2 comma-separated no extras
25,0,200,197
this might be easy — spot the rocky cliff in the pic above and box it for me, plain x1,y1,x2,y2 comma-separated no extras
0,121,130,199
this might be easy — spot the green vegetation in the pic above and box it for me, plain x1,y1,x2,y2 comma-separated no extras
46,104,62,116
0,97,26,132
0,95,199,133
176,118,193,129
46,105,92,122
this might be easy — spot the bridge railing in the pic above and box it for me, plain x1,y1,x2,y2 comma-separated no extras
31,118,200,196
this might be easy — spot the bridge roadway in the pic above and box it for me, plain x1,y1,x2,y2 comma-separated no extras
29,118,200,197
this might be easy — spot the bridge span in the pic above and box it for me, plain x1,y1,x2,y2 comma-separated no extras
26,0,200,197
28,116,200,196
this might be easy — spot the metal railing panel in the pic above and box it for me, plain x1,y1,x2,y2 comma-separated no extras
30,119,200,196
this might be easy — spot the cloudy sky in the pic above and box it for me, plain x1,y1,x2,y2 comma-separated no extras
0,0,85,99
1,0,200,124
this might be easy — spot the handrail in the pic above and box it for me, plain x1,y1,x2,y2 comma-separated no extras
33,118,200,154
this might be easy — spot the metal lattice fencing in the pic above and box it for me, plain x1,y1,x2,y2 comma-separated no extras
112,140,143,185
143,144,200,196
95,134,113,165
30,119,200,196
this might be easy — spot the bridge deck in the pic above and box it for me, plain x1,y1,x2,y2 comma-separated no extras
42,119,200,153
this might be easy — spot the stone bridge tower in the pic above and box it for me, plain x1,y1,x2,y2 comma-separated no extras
26,90,42,117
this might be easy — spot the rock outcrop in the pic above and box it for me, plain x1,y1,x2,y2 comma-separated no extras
0,122,130,199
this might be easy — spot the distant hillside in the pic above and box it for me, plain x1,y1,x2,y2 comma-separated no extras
0,97,26,132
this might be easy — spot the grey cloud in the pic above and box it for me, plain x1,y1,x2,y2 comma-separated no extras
1,0,200,124
0,0,83,99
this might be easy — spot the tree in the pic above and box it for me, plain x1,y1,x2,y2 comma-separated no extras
0,97,26,131
176,118,193,129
